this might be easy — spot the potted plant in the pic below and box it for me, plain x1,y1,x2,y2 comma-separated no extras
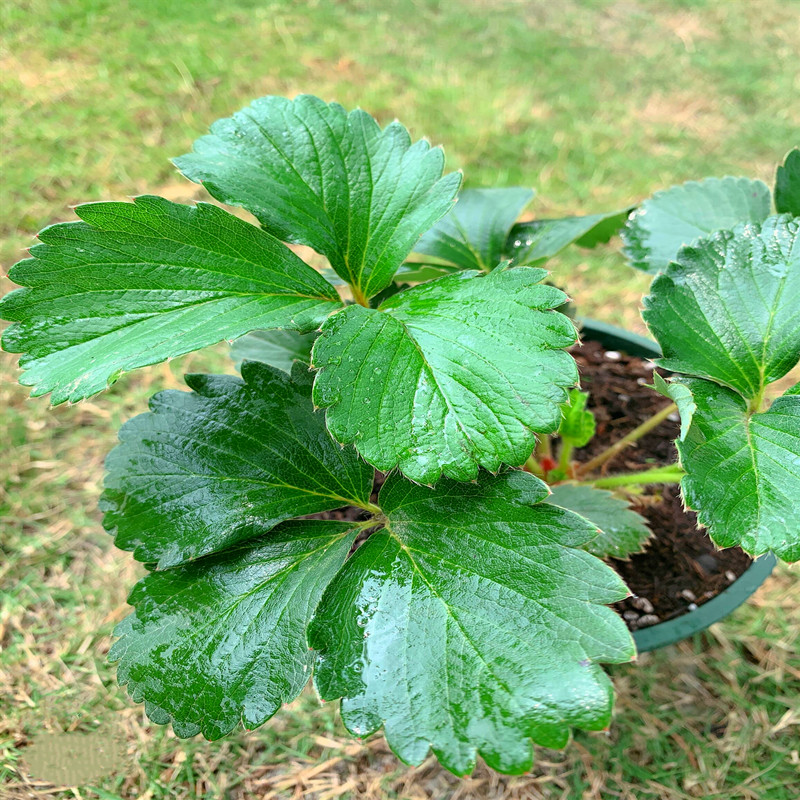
2,94,798,776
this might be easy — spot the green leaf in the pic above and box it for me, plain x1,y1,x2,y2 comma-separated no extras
677,378,800,562
101,362,373,569
785,382,800,396
368,281,410,309
559,389,596,447
309,471,634,775
0,197,341,404
230,329,315,372
775,148,800,216
312,268,579,484
643,216,800,399
174,94,461,298
623,177,771,274
415,187,534,271
651,372,696,440
395,262,461,283
111,520,358,739
546,484,652,560
508,208,632,265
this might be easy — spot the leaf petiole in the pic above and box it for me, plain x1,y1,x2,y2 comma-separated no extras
748,384,768,414
350,284,370,307
558,440,574,474
580,463,685,489
523,455,546,479
575,402,678,476
351,499,383,516
535,433,553,461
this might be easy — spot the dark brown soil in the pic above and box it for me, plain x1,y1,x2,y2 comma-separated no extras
572,340,679,467
571,339,752,629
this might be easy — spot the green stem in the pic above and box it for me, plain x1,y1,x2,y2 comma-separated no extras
535,434,553,461
748,384,767,414
352,500,383,515
558,440,574,473
350,284,370,307
575,402,678,476
582,463,685,489
524,455,545,479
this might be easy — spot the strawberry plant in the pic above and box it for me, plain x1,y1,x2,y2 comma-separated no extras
2,95,799,775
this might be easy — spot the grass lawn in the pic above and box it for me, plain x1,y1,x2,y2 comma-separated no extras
1,0,798,797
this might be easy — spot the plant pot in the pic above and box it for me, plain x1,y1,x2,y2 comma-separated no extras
578,317,778,654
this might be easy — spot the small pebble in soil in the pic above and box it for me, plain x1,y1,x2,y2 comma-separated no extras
725,570,737,583
605,350,621,360
668,411,680,422
623,610,640,622
687,603,698,611
696,553,718,573
680,589,697,602
631,597,654,613
638,614,661,627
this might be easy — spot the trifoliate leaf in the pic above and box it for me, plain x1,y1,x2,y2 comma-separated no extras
111,520,358,739
508,208,632,265
775,148,800,216
643,216,800,399
677,377,800,562
559,389,596,447
651,372,696,440
174,95,461,298
312,268,579,484
0,197,341,404
546,484,652,560
415,187,534,271
310,471,634,775
101,362,373,569
623,177,771,274
230,329,315,372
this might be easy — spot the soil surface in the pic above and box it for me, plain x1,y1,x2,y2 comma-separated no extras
312,338,753,632
571,339,752,629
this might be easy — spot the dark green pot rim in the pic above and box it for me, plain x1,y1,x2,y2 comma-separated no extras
578,317,777,653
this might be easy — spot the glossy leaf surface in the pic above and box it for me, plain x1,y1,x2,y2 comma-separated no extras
111,520,357,739
677,378,800,562
651,372,695,440
175,94,460,297
395,262,461,283
643,216,800,399
230,329,315,372
558,389,596,448
415,187,534,271
0,197,341,404
312,268,579,483
508,208,631,265
102,363,373,569
623,177,771,274
310,471,634,775
775,148,800,216
546,484,652,559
